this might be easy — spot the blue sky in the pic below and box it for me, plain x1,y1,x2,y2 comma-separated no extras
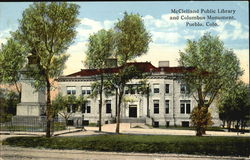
0,1,249,82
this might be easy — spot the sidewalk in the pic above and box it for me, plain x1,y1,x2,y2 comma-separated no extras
1,123,250,141
58,123,250,137
0,127,82,141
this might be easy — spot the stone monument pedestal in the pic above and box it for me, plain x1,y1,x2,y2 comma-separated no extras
12,66,46,127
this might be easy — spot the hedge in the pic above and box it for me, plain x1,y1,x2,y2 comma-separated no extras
3,134,250,157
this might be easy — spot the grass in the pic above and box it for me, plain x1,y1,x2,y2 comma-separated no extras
3,134,250,157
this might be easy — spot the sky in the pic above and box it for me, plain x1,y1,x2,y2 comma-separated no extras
0,1,249,83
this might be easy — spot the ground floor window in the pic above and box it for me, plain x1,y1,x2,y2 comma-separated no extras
165,100,170,114
180,100,191,114
166,121,170,127
106,100,111,113
81,101,91,113
153,100,159,114
67,104,77,113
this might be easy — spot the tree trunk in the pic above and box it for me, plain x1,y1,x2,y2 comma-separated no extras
195,104,205,136
116,89,123,134
46,78,52,138
115,88,118,120
14,82,21,102
98,73,103,132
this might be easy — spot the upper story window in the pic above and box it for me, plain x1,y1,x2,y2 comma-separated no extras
125,85,137,95
82,86,91,95
153,100,159,114
165,84,170,94
180,84,189,94
67,86,76,95
180,100,191,114
153,84,160,93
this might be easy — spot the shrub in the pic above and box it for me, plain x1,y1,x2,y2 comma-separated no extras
3,135,250,157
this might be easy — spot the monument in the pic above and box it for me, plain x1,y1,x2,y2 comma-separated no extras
12,55,46,126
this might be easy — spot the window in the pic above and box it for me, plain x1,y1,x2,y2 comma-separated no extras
186,103,190,114
82,86,91,95
125,86,129,94
180,100,191,114
180,84,186,94
67,104,77,113
67,86,76,95
165,100,170,114
153,121,159,128
125,85,137,94
180,103,185,114
166,121,170,127
153,84,160,93
153,100,159,114
67,120,74,126
180,84,189,94
182,121,189,127
81,104,86,113
72,104,77,113
106,100,111,114
165,84,170,93
82,101,91,113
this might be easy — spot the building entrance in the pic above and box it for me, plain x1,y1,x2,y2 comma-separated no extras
129,105,137,118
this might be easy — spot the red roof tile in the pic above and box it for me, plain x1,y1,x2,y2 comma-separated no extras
66,62,195,77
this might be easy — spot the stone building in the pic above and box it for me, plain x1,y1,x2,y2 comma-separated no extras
57,61,221,127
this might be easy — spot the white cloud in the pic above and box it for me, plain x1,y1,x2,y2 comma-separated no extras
64,41,88,75
151,31,181,43
0,28,11,45
135,43,183,67
76,18,116,42
212,20,249,40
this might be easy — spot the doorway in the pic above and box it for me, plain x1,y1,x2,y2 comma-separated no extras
129,105,137,118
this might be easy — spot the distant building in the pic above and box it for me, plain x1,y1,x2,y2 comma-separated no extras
57,61,221,127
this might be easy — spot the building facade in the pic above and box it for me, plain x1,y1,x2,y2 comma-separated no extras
57,61,221,127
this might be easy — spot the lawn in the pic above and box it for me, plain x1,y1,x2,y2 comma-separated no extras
3,134,250,157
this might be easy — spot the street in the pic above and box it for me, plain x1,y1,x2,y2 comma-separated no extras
1,145,248,160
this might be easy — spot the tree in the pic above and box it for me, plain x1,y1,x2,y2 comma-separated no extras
0,89,19,123
52,94,86,127
179,33,243,136
0,38,27,98
113,12,151,133
108,65,144,133
218,81,250,132
13,2,80,137
85,29,115,132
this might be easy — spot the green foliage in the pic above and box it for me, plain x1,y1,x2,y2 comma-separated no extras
179,33,243,106
190,106,214,136
52,94,86,125
179,33,243,136
0,89,19,123
218,81,250,127
3,135,250,157
0,38,27,93
12,2,80,137
12,2,79,89
115,12,152,64
85,29,115,69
